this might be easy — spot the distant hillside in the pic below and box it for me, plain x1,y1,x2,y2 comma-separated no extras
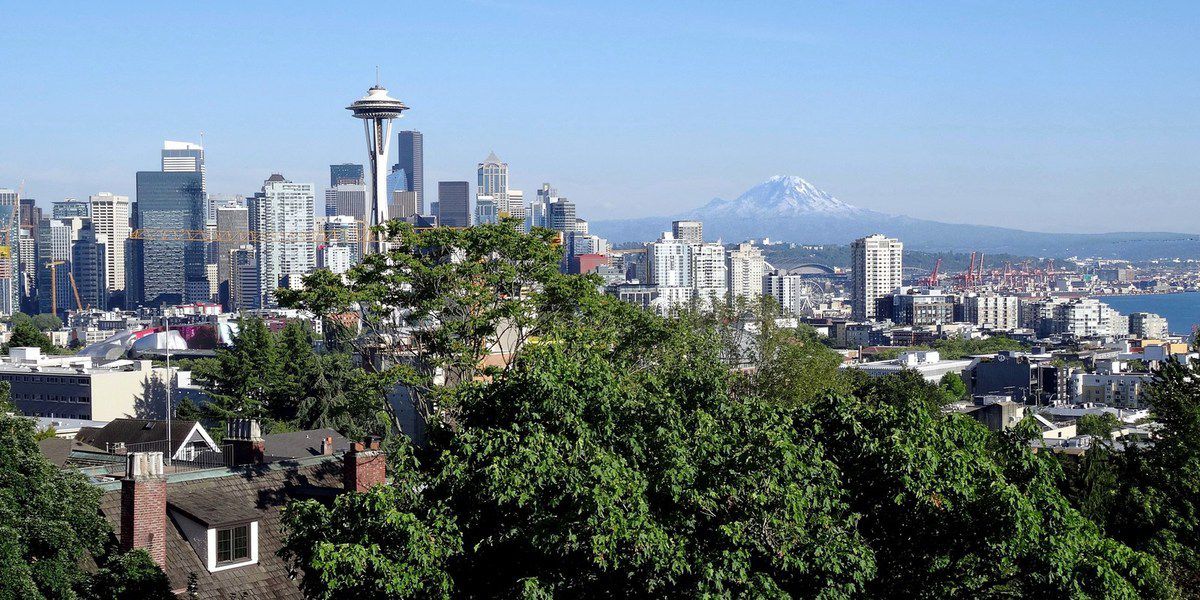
591,176,1200,260
761,244,1066,274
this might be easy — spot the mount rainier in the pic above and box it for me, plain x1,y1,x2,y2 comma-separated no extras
590,176,1200,260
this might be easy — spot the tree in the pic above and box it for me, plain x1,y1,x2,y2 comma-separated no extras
0,380,13,414
938,371,968,404
87,550,174,600
0,415,172,599
798,390,1172,598
279,219,573,431
4,320,56,354
32,313,62,332
284,302,875,598
191,316,281,427
1077,412,1121,439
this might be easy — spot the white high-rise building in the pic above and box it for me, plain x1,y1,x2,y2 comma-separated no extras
528,183,556,230
88,192,131,295
691,243,727,307
962,293,1021,330
322,245,352,275
647,232,691,289
1129,312,1169,339
507,189,527,231
764,270,810,316
477,151,508,210
727,242,766,301
475,196,499,226
851,234,903,321
250,175,315,306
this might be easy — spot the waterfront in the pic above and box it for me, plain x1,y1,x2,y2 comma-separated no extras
1100,291,1200,337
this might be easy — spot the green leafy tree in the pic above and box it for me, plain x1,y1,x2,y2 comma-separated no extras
191,316,281,426
4,320,56,354
0,380,13,414
799,391,1172,598
1077,412,1121,439
32,313,63,332
938,371,968,404
87,550,174,600
0,415,172,599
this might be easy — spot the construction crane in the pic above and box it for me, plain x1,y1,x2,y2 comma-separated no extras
44,260,85,316
924,258,941,287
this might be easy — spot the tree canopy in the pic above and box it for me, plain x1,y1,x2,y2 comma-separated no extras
279,222,1175,599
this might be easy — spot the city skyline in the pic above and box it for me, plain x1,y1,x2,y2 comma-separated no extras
1,3,1198,233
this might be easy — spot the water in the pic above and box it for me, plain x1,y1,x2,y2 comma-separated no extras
1100,291,1200,337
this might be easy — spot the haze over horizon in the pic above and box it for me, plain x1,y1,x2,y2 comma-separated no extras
1,1,1197,234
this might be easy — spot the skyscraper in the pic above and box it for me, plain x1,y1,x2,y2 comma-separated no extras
438,182,471,227
0,189,18,315
691,242,727,307
347,85,408,253
475,196,499,225
17,197,39,312
477,151,509,213
672,220,703,245
52,199,91,219
547,198,577,233
389,191,419,220
727,242,766,301
161,141,205,194
71,219,107,311
37,217,84,315
851,234,903,321
88,192,131,299
134,171,205,307
215,203,249,309
230,246,261,311
329,163,364,186
249,174,315,307
647,232,691,288
326,182,367,221
395,130,424,209
323,215,364,263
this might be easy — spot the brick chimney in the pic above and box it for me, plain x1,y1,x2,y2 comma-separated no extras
343,436,386,492
320,435,334,456
226,419,265,465
120,452,167,569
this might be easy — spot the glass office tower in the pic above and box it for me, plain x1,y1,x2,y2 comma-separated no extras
134,171,205,306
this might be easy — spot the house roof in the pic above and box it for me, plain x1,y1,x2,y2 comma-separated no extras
37,437,105,467
76,418,201,455
262,428,351,461
98,456,343,598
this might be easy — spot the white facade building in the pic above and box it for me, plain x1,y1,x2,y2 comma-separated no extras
690,243,727,307
647,232,691,289
851,234,903,321
962,293,1020,330
727,242,766,301
250,176,315,307
88,192,131,294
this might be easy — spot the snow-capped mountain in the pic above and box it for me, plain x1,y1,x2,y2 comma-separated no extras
590,176,1200,260
691,175,868,219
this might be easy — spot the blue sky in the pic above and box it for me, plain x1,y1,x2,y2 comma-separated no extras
0,1,1197,232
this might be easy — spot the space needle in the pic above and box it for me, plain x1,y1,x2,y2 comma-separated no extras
347,80,409,253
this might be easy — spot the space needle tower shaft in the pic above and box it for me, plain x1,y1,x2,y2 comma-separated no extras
346,82,409,254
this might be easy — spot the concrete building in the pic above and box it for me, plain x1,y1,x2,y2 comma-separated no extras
88,193,131,299
37,217,85,316
475,195,499,226
321,245,352,275
215,203,249,310
690,242,727,308
0,347,161,420
963,351,1071,405
727,242,766,301
230,246,261,311
1129,312,1169,339
389,190,419,220
892,287,955,326
647,232,691,289
961,293,1020,330
672,220,703,245
763,270,811,316
249,175,315,307
161,140,206,194
547,197,577,234
844,350,974,383
1072,360,1154,408
325,182,366,222
52,199,92,219
851,234,902,321
323,216,364,264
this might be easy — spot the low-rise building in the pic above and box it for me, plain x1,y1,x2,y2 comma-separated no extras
843,350,974,383
0,347,165,420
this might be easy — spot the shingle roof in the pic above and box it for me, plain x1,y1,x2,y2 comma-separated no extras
77,418,200,455
262,428,351,461
37,437,105,467
98,457,343,599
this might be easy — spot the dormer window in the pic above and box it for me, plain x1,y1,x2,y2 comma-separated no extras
216,524,250,565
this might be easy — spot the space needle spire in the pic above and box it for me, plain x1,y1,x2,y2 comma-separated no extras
347,79,409,253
